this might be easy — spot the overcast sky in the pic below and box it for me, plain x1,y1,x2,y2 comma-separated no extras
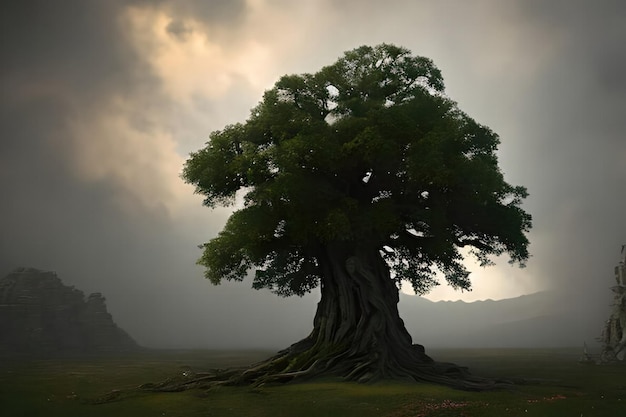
1,0,625,348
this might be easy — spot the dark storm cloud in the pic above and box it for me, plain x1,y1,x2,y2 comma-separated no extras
166,19,194,41
0,0,318,348
136,0,248,43
0,0,153,248
158,0,247,25
1,0,164,344
1,1,155,106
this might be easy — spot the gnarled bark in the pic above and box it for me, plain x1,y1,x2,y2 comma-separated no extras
232,242,493,389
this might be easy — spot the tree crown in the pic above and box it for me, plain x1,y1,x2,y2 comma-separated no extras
183,44,531,296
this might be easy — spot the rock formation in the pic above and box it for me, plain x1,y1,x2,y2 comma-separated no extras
0,267,138,356
600,245,626,361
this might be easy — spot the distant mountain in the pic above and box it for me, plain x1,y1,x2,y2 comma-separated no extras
0,267,139,356
399,291,607,349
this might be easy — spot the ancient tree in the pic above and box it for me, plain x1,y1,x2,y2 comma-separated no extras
182,44,531,388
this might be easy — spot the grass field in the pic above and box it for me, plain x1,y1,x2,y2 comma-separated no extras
1,348,624,416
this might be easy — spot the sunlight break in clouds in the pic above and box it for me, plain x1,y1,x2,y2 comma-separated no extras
124,6,276,104
402,244,540,302
66,98,190,217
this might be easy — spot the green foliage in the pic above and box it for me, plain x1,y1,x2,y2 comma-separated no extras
183,44,531,296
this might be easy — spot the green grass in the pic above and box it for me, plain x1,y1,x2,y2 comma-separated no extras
1,348,624,416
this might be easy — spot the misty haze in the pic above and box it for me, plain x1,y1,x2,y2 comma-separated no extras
1,1,625,415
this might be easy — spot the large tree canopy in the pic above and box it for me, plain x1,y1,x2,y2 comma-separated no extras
177,44,531,389
184,44,531,297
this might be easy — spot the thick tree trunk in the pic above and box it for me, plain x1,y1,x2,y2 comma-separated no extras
230,241,493,389
305,242,433,381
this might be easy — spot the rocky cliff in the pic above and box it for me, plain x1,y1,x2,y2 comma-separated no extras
599,245,626,361
0,267,138,356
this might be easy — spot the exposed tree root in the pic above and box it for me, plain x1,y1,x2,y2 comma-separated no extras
89,339,511,404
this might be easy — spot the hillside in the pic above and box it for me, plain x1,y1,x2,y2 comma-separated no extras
399,291,607,349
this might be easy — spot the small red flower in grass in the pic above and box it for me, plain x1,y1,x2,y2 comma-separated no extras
527,394,568,403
